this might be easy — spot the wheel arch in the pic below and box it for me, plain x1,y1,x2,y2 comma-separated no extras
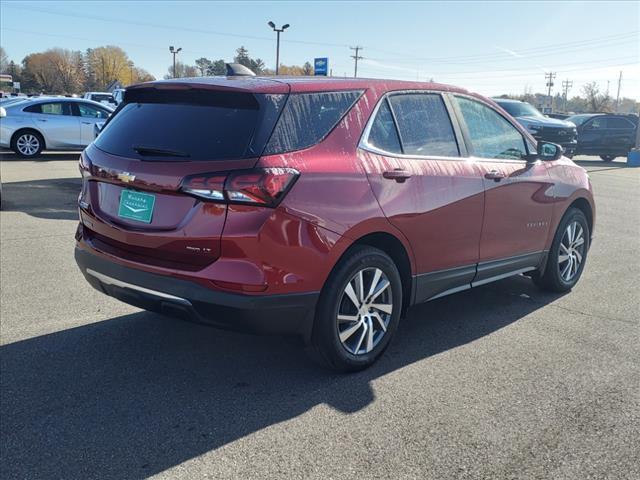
568,196,594,237
11,127,47,150
348,231,413,315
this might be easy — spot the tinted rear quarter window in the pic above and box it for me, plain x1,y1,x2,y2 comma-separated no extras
367,99,402,154
388,93,459,157
264,90,362,154
607,117,634,129
94,90,285,161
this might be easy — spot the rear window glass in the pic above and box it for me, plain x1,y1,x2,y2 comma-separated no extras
264,90,362,154
94,89,285,161
389,94,459,157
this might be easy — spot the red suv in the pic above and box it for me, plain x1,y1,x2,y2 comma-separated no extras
75,77,595,371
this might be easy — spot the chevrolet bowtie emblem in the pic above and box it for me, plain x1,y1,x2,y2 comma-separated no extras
117,172,136,183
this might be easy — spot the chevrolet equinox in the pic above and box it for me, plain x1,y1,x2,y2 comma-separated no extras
75,77,595,371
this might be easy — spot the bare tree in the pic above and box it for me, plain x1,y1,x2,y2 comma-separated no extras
0,46,8,73
582,82,613,112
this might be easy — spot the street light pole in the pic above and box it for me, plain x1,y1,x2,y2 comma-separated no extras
169,46,182,78
268,21,290,75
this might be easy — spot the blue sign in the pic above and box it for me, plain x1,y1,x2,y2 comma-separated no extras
314,57,328,76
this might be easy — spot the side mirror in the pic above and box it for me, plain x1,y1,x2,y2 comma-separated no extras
537,141,562,161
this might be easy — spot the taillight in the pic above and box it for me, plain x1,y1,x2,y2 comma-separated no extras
181,168,299,207
79,152,91,178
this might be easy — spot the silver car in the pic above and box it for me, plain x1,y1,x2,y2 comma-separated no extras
0,97,114,158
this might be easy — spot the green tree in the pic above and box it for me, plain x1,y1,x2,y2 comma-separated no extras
195,57,212,76
208,59,227,76
234,46,265,74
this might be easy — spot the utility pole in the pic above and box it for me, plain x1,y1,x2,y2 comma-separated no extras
615,71,622,112
545,72,556,113
561,79,573,113
268,22,290,75
350,46,363,78
169,46,182,78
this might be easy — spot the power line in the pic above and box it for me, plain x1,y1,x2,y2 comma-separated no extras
366,37,638,66
5,4,637,62
366,31,639,64
350,46,364,78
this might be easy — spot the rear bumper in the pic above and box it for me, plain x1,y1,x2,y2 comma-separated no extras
75,246,318,340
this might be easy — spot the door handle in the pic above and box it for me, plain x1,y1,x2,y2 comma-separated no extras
484,170,506,182
36,119,47,122
383,169,412,183
81,121,92,125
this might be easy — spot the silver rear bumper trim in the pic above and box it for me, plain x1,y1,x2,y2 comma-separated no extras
86,268,192,306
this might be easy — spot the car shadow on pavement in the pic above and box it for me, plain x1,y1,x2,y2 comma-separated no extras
1,276,566,479
573,159,629,169
1,177,80,220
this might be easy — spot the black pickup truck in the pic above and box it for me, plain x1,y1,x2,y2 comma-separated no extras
494,98,578,156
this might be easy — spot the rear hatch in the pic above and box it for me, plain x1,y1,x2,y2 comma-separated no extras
79,80,289,271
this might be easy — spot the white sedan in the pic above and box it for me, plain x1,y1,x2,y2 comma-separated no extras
0,97,114,158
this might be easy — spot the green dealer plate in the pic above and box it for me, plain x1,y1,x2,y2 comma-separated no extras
118,189,155,223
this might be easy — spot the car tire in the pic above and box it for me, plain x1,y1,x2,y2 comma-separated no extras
600,155,616,162
11,130,44,159
308,246,403,372
533,207,590,293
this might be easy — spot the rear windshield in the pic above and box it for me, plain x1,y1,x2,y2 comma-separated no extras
94,89,285,161
264,90,363,154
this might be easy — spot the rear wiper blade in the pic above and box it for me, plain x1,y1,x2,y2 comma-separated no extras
133,145,191,158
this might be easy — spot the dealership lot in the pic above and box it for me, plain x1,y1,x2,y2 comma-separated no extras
1,153,638,479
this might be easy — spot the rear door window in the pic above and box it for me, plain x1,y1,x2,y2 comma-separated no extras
77,103,110,119
366,99,402,154
24,102,73,115
388,93,459,157
94,89,286,161
455,96,527,160
264,90,362,154
585,117,606,130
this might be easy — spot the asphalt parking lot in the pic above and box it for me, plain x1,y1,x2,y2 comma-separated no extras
1,151,638,480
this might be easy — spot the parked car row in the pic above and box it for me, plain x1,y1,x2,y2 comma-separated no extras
494,98,638,162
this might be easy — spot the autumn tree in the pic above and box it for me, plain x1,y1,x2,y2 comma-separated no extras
86,46,134,89
48,48,84,93
22,52,60,93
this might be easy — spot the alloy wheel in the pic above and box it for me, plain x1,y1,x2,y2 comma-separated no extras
16,134,40,156
336,267,393,355
558,220,585,282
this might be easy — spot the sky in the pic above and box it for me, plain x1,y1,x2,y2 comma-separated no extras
1,0,639,99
